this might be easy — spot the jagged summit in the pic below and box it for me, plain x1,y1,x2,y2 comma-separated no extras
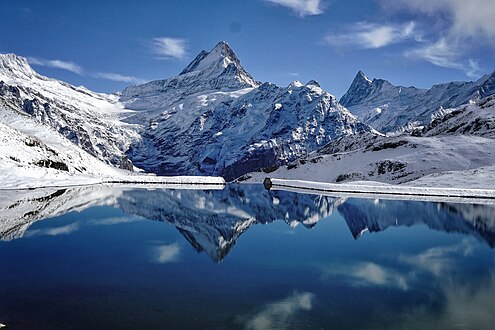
340,70,373,108
121,41,259,107
478,70,495,99
340,69,495,132
180,41,237,74
0,53,36,80
178,40,258,87
356,70,371,83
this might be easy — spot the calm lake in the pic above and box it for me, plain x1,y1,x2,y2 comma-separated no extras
1,184,495,329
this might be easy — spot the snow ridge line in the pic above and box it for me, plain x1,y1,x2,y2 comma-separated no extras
0,176,226,191
263,178,495,199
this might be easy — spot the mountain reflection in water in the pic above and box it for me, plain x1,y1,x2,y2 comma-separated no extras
2,184,495,329
1,184,495,261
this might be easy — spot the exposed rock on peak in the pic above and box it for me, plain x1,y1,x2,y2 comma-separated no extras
340,71,373,108
121,41,259,111
0,54,36,81
340,70,495,132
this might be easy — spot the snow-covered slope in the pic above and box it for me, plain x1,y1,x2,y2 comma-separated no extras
0,54,140,168
340,70,495,132
245,95,495,187
0,111,131,188
121,42,374,180
247,134,495,186
421,95,495,138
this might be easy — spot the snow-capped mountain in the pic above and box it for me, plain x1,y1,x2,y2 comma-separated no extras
121,42,373,180
340,70,495,132
421,95,495,138
0,118,129,188
246,94,495,186
0,54,140,169
121,41,259,113
2,42,495,187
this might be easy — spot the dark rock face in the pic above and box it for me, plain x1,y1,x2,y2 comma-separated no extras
340,71,373,108
119,156,134,171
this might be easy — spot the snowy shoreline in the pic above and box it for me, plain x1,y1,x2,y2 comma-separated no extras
0,175,226,191
263,178,495,201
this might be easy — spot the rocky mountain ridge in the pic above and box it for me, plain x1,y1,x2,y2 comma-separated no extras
340,70,495,132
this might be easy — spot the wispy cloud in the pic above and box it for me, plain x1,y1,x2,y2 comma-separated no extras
90,216,143,226
265,0,324,17
398,239,475,276
28,57,146,83
151,37,188,60
154,243,180,263
26,222,80,237
240,291,315,330
379,0,493,77
93,72,146,84
322,262,409,290
393,273,495,329
28,57,83,75
405,39,483,78
324,21,417,49
380,0,495,43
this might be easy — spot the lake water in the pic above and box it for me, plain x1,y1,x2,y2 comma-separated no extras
1,184,495,329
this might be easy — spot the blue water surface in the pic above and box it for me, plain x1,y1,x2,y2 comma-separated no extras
1,184,494,329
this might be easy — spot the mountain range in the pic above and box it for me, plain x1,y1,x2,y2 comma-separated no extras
340,70,495,133
1,41,494,186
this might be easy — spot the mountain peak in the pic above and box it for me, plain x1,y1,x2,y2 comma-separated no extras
0,53,36,80
178,41,258,88
180,41,240,75
340,71,373,107
478,70,495,98
356,70,372,84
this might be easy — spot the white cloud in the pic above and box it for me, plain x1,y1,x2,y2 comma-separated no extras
154,243,180,263
405,39,483,78
379,0,493,77
241,292,315,330
28,57,83,75
28,56,147,83
321,261,409,290
380,0,495,43
26,222,80,237
351,262,409,290
325,21,417,49
90,216,143,226
93,72,146,84
394,273,495,329
398,239,475,277
265,0,324,17
151,37,188,60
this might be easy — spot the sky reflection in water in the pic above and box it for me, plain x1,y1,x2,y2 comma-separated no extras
1,184,495,329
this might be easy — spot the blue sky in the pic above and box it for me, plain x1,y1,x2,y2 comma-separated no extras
1,0,494,97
